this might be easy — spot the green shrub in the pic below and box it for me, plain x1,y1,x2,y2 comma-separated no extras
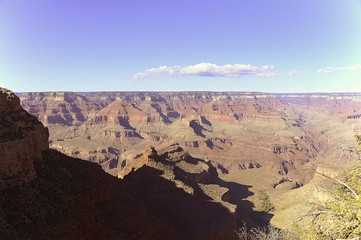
260,191,275,213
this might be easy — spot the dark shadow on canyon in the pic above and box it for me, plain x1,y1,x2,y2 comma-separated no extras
123,163,273,239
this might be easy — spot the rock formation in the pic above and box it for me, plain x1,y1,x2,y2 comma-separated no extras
0,88,49,190
119,144,221,196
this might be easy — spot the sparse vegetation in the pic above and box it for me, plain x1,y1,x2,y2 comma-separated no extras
272,136,361,239
354,134,361,153
355,134,361,147
293,133,361,240
260,191,275,213
298,161,361,239
236,222,299,240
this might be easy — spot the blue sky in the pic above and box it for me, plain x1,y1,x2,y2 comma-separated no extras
1,0,361,92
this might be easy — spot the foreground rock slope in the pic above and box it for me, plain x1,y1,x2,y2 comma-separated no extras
0,88,49,190
1,148,184,240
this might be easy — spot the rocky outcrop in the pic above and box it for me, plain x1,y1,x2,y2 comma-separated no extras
347,114,361,119
0,88,49,190
119,144,219,185
119,144,256,239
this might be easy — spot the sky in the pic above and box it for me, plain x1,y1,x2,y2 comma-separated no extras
0,0,361,93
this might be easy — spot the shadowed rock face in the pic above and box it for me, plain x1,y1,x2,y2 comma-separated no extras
0,148,256,240
118,144,273,234
119,144,271,238
0,88,49,190
0,149,184,240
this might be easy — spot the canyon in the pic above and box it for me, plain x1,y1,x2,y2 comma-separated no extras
1,87,270,239
2,88,360,238
19,91,361,183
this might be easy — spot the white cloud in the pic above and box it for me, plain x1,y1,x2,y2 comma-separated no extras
316,64,361,74
129,63,299,81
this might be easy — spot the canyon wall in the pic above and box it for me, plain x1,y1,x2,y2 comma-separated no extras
19,91,361,185
0,88,49,190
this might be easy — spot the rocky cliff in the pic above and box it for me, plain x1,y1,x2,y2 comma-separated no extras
0,88,49,190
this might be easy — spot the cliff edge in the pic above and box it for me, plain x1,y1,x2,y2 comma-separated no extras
0,87,49,190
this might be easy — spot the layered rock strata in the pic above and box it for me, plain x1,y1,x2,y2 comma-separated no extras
19,91,361,186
